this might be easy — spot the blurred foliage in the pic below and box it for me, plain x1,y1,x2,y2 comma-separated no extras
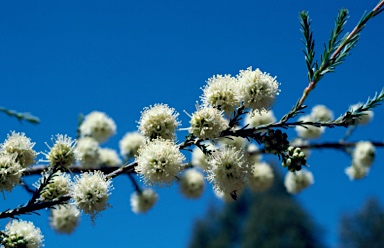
339,198,384,248
189,167,325,248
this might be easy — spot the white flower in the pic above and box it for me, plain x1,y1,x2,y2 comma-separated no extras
206,146,248,194
284,169,314,194
248,162,274,192
201,74,239,114
119,132,146,159
191,143,215,170
76,137,100,169
237,67,280,113
246,143,262,165
345,163,370,180
310,105,333,122
130,188,158,214
46,134,77,169
135,139,185,187
3,220,44,248
244,110,276,127
1,131,36,168
50,204,80,234
79,111,116,143
353,141,375,167
189,105,229,140
99,148,122,167
0,153,23,192
38,171,71,201
180,169,205,199
350,103,374,125
295,115,324,139
138,104,180,140
71,171,112,220
219,134,247,150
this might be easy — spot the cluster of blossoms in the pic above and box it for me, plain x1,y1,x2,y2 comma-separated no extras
50,204,80,234
2,220,44,248
0,132,37,193
130,188,158,213
79,111,116,143
135,139,185,187
345,141,376,180
71,171,113,221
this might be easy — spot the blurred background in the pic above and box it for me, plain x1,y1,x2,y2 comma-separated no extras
0,0,383,247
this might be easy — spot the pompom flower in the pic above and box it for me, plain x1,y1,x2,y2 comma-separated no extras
79,111,116,143
244,110,276,128
136,139,185,187
201,74,239,114
1,131,36,168
180,169,205,199
237,67,280,113
295,115,324,139
284,169,314,194
138,104,180,140
130,188,158,214
310,105,333,122
99,148,122,167
119,132,146,159
38,171,71,201
76,137,100,169
345,163,370,180
71,171,113,220
3,220,44,248
46,134,77,169
0,153,24,192
352,141,375,167
219,134,247,150
50,204,80,234
189,105,229,140
206,146,248,194
248,162,274,192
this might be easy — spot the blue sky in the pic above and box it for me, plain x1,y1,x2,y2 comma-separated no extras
0,0,383,247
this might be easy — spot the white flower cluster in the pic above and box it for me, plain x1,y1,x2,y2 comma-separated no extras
180,169,205,199
79,111,116,143
284,169,314,194
50,204,80,234
345,141,375,180
99,148,122,167
0,153,23,192
135,139,185,187
1,131,36,168
71,171,113,220
200,67,280,115
3,220,44,248
295,115,324,139
191,143,215,171
119,131,146,159
76,137,100,169
130,188,158,214
201,74,239,114
237,67,280,113
206,146,248,195
46,134,77,169
38,171,71,201
138,104,180,140
248,162,274,192
244,110,276,128
189,105,229,140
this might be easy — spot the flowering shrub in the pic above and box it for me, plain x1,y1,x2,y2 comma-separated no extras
0,2,384,247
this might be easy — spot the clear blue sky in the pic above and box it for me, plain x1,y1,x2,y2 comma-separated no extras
0,0,383,247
